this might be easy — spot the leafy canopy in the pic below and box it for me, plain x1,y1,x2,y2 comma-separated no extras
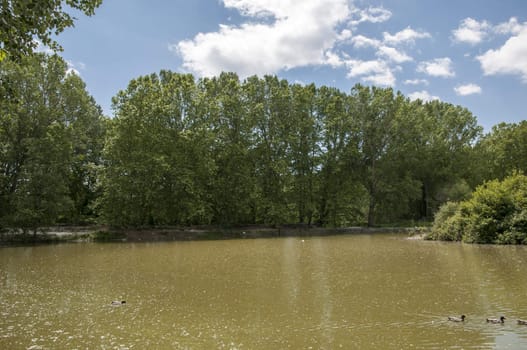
0,0,102,61
429,173,527,244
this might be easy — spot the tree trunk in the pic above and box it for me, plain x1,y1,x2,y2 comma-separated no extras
421,181,429,220
367,198,376,227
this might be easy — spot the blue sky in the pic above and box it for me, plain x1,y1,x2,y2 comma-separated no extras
56,0,527,131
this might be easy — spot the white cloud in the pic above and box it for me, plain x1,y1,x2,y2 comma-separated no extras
65,60,86,76
223,0,285,18
383,27,431,45
404,79,428,86
350,6,392,27
477,26,527,82
173,0,351,77
324,50,344,68
453,17,526,45
351,35,411,63
377,46,412,63
417,57,455,77
350,27,430,70
494,17,523,35
351,35,381,49
344,59,396,86
454,83,482,96
408,90,440,102
337,29,352,41
452,17,490,44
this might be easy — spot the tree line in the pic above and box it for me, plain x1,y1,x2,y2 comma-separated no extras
1,54,526,231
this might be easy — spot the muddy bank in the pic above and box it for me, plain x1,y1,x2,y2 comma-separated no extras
1,225,427,244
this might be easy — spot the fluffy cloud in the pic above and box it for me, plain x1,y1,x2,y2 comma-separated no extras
377,46,412,63
454,83,482,96
494,17,523,35
477,25,527,82
403,79,428,86
417,58,455,77
351,35,381,49
383,27,431,45
344,59,396,86
350,6,392,27
452,18,490,44
453,17,525,44
173,0,350,77
350,28,432,74
222,0,289,18
324,50,344,68
408,90,440,102
172,1,434,85
352,35,413,63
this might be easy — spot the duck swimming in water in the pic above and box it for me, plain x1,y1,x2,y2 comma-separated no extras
486,316,505,324
111,300,126,306
448,315,465,322
517,319,527,325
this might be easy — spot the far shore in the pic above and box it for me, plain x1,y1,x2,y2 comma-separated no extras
0,225,428,245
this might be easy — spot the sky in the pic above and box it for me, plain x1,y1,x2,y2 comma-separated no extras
55,0,527,131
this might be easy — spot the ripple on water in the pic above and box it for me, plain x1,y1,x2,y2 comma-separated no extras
2,238,527,349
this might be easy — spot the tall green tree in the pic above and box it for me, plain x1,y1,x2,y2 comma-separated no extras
0,54,105,230
0,0,102,61
288,83,321,224
243,75,293,224
101,71,211,226
350,85,412,226
316,86,363,226
200,72,255,225
475,121,527,182
415,101,482,218
62,73,106,223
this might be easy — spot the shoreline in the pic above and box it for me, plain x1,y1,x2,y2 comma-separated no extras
0,225,426,245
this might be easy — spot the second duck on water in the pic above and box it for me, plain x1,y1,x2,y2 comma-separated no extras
486,316,505,324
518,319,527,325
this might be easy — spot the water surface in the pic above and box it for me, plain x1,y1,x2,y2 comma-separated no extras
1,234,527,349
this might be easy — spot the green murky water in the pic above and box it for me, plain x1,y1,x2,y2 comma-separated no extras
1,234,527,349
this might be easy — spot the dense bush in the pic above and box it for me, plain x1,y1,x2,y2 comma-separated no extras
427,201,464,241
428,173,527,244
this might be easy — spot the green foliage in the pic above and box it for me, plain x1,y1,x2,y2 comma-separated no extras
429,174,527,244
0,0,102,61
99,71,213,226
0,54,106,229
99,72,485,228
1,60,493,231
427,201,464,241
475,121,527,182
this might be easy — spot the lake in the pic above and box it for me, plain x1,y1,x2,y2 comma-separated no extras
1,233,527,349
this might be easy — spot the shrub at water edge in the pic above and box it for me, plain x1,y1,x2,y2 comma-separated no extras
427,173,527,244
